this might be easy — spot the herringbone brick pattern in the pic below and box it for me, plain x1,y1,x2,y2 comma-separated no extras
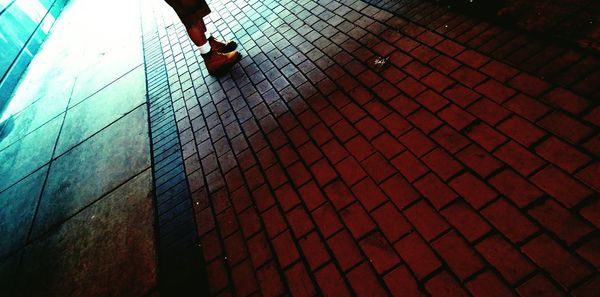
146,0,599,295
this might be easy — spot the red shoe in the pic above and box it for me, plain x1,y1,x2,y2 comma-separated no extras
202,50,241,75
208,36,238,53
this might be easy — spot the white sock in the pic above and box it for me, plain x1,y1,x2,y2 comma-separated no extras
198,42,211,54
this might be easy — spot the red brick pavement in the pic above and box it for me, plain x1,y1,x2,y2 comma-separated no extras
150,0,599,295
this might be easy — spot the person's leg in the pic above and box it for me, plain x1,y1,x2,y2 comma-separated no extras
187,19,237,53
187,19,208,47
186,18,240,75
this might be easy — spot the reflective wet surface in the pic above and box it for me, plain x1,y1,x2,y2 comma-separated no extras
0,0,156,295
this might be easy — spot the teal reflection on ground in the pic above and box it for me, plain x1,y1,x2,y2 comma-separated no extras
0,0,68,122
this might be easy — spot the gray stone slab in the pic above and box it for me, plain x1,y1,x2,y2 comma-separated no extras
15,169,157,297
70,42,144,106
0,94,70,152
4,54,79,122
0,166,48,258
31,105,151,238
0,115,62,192
55,66,147,155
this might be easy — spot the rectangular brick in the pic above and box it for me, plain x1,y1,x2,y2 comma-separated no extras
482,199,538,243
466,271,514,297
430,125,470,153
206,259,229,294
359,232,401,274
414,173,458,210
361,153,397,183
380,174,420,210
425,271,470,297
394,232,441,279
352,177,388,211
372,202,412,242
314,263,352,297
231,260,259,296
383,266,423,297
310,204,342,240
437,104,477,130
262,206,287,238
340,202,376,239
275,183,302,212
466,123,507,151
391,151,429,182
347,262,390,297
372,133,406,159
324,179,356,210
516,274,567,297
456,144,503,177
543,88,589,115
422,71,455,93
408,108,444,134
272,230,300,268
356,116,385,140
247,232,273,268
522,235,593,288
503,94,550,121
498,116,546,147
494,141,545,176
285,262,317,297
380,113,412,137
404,200,450,241
475,235,536,284
538,111,593,144
432,231,485,281
508,73,551,97
451,66,486,88
474,79,516,103
330,120,360,146
287,161,312,187
441,201,491,242
415,89,450,112
422,148,464,181
298,181,327,211
480,60,518,82
468,97,511,125
488,169,543,207
389,94,420,116
399,129,436,157
299,231,330,270
456,50,489,68
327,230,364,271
310,158,338,186
449,172,497,209
345,135,376,161
531,165,593,208
535,137,591,173
287,206,314,238
528,199,593,245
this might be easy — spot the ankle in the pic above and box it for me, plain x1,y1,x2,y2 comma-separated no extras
201,50,213,59
198,42,211,55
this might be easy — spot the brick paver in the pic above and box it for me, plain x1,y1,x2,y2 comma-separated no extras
144,0,598,295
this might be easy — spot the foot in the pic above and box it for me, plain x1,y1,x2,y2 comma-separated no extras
202,50,241,75
208,36,238,53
